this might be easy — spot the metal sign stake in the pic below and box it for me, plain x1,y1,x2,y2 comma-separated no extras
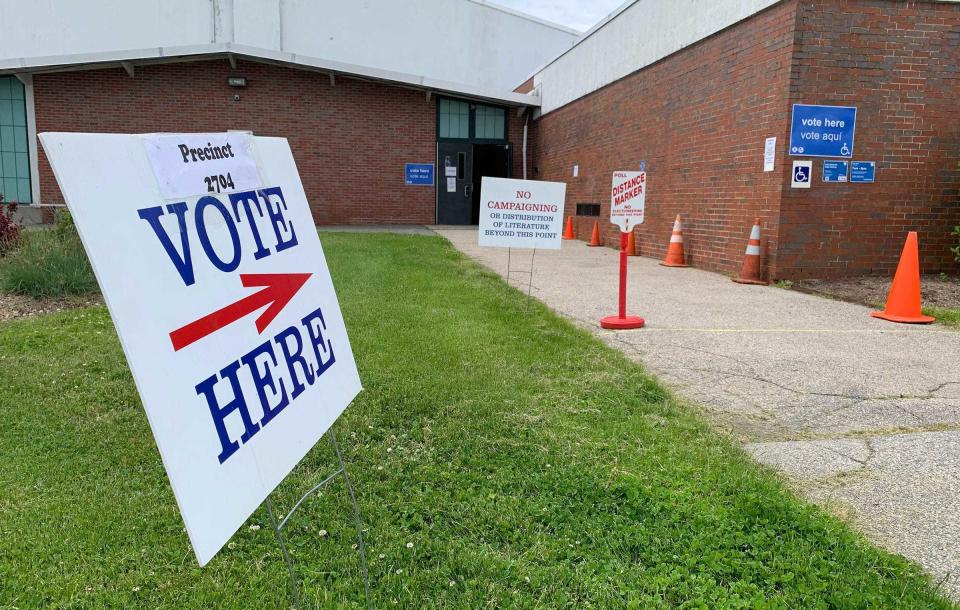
264,428,371,610
527,248,536,299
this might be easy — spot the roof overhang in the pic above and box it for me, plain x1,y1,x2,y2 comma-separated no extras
0,42,541,108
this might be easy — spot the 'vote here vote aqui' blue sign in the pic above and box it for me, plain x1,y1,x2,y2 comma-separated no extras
789,104,857,158
405,163,434,186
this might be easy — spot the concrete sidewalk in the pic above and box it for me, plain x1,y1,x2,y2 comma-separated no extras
433,227,960,599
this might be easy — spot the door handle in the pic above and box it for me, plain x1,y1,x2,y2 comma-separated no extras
464,183,473,199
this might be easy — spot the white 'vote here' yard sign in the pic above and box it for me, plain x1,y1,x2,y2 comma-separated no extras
40,131,362,566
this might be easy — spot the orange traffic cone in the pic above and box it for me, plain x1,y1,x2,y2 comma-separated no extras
626,230,639,256
660,214,688,267
732,217,768,285
586,221,602,247
562,216,575,240
871,232,935,324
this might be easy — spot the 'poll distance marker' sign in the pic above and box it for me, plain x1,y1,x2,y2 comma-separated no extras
39,132,362,566
478,177,566,250
610,171,646,232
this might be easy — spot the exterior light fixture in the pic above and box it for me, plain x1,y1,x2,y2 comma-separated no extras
227,77,247,87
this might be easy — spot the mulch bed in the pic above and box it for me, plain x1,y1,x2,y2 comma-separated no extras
0,293,103,322
794,274,960,309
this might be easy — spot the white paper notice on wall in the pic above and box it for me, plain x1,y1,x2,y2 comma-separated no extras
39,131,361,567
143,133,263,199
446,177,457,193
478,177,566,250
764,137,777,172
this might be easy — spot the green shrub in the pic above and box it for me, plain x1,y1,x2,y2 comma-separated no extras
0,195,21,255
0,210,97,298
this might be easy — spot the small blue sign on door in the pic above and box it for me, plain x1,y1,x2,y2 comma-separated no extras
850,161,876,183
822,160,849,183
789,104,857,158
405,163,434,186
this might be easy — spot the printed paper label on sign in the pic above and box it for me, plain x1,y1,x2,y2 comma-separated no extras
610,171,646,231
143,133,263,200
40,132,362,567
478,177,566,250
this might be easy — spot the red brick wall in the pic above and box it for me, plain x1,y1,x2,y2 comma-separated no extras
531,1,799,278
779,0,960,278
530,0,960,279
34,59,440,225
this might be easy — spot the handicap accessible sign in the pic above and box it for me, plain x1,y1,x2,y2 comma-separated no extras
789,104,856,158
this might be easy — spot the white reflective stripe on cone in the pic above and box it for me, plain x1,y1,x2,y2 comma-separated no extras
749,225,761,240
670,234,683,243
746,244,761,255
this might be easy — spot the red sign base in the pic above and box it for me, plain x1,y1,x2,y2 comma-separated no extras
600,315,645,330
598,231,645,330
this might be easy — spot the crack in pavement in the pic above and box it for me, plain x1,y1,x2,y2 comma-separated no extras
631,341,960,405
598,335,960,437
818,438,877,468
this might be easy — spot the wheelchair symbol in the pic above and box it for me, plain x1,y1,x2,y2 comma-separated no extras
794,165,809,183
840,143,850,156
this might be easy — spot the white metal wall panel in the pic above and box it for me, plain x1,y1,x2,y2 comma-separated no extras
532,0,780,114
0,0,577,93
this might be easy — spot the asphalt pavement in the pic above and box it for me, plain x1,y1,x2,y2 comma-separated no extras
433,226,960,600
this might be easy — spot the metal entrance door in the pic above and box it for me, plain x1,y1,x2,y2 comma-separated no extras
436,142,473,225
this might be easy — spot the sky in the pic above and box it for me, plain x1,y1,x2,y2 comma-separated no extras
494,0,626,32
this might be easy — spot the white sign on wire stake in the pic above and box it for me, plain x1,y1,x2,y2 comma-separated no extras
39,131,362,567
610,171,646,231
478,177,566,249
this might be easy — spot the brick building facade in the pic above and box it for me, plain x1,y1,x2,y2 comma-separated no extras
33,60,530,226
532,0,960,279
3,0,959,279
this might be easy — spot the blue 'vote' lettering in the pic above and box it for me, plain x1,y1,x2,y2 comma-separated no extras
136,187,299,286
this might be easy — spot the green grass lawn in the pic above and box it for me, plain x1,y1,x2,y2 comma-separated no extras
926,306,960,328
0,233,953,609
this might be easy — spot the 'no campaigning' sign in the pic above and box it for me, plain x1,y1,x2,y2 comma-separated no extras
478,177,566,250
39,131,362,566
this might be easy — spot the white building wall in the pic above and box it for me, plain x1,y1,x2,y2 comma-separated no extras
0,0,577,92
532,0,780,114
271,0,575,90
0,1,214,55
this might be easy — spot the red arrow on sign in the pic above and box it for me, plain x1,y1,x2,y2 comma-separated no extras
169,273,312,352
